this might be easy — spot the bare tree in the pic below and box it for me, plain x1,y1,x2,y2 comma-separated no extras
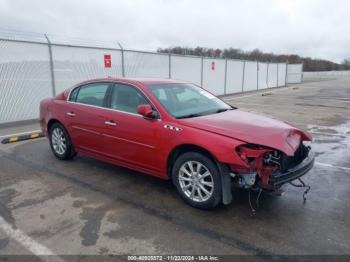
157,46,350,71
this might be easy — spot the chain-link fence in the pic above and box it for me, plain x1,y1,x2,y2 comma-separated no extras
0,30,303,124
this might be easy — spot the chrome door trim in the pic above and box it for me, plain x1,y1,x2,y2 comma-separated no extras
102,133,155,149
72,126,100,135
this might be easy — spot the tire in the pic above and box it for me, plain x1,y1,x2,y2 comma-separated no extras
49,122,75,160
172,152,222,209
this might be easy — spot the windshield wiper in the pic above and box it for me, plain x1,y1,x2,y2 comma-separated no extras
177,113,203,119
215,108,232,113
178,108,233,118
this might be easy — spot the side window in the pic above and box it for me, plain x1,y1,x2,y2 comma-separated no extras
110,84,150,114
69,87,79,102
75,83,109,107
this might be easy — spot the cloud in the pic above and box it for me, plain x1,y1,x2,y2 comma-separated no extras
0,0,349,62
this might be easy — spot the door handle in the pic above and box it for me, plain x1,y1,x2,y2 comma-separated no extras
104,120,117,126
66,112,76,117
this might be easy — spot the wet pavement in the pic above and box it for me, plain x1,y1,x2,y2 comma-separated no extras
0,76,349,257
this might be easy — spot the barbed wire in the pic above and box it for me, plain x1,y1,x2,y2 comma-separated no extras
0,27,119,48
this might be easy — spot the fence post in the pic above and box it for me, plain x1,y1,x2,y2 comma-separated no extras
168,52,171,79
285,60,289,86
256,61,259,90
44,34,56,96
200,56,204,87
277,63,279,87
241,60,246,92
266,62,269,88
224,58,228,95
301,62,304,83
117,42,125,77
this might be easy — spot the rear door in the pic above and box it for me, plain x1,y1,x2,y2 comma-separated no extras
102,83,163,172
65,82,111,155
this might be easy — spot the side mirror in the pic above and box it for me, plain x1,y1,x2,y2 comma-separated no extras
137,104,155,118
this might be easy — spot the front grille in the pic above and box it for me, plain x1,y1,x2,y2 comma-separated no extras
279,143,309,172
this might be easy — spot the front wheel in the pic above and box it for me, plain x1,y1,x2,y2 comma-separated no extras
49,122,75,160
172,152,222,209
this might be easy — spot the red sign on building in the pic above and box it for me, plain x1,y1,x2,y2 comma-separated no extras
104,54,112,68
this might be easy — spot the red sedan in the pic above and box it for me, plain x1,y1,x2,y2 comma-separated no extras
40,78,314,209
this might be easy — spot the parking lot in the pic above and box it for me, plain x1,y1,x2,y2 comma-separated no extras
0,76,349,257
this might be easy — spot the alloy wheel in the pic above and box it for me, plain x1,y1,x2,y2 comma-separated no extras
178,161,214,202
51,127,67,155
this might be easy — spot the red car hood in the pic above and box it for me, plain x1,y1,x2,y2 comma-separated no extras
178,109,312,156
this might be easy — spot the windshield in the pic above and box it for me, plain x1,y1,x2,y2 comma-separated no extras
147,83,234,118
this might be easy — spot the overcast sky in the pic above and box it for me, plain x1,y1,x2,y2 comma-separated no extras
0,0,349,63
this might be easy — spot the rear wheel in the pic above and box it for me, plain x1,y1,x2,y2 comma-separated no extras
49,122,75,160
172,152,222,209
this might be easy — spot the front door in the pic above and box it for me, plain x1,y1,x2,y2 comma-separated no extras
102,83,163,173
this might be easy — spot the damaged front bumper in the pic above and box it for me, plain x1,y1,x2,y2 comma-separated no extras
269,149,315,188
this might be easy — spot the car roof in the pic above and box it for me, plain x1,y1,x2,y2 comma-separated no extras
81,77,187,86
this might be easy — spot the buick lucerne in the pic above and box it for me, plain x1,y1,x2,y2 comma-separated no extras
40,78,315,209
